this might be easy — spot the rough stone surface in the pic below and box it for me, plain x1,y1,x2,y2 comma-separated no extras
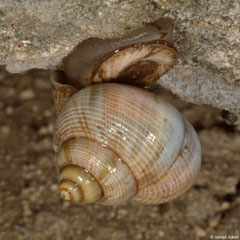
0,0,240,124
0,68,239,240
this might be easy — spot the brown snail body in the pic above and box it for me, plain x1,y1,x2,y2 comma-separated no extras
51,17,201,205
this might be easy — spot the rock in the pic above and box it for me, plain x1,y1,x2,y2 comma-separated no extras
6,88,16,97
33,137,52,152
5,106,14,115
135,233,143,240
194,226,207,238
19,89,35,100
50,184,58,192
1,0,166,73
209,215,221,228
0,0,240,125
158,230,165,238
220,201,231,211
38,123,53,135
222,177,238,194
0,126,10,135
117,208,128,217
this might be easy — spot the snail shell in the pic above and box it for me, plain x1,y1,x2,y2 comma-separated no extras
52,79,201,204
63,17,178,89
51,17,201,205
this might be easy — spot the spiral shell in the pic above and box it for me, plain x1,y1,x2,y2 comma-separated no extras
53,82,201,204
63,17,178,89
51,17,201,205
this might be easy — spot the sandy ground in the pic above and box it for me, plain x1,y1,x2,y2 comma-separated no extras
0,67,239,240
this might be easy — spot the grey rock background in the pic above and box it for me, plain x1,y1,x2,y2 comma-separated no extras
0,0,240,126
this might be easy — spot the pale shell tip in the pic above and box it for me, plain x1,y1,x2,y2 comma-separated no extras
60,189,72,201
59,165,102,203
59,179,83,201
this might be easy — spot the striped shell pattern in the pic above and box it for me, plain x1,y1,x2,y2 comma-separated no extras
52,83,201,204
51,17,201,205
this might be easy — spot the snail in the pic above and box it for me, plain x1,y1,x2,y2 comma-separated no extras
63,17,177,89
51,17,201,205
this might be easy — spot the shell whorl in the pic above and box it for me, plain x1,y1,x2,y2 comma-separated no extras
51,71,77,113
53,83,201,204
59,165,102,203
63,17,178,89
57,138,137,204
90,40,178,88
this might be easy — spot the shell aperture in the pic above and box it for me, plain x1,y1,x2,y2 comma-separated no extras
63,17,178,89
